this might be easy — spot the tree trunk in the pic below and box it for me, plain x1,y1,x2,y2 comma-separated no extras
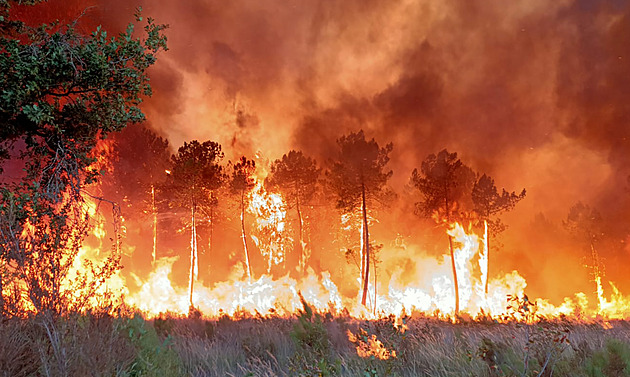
484,220,489,295
444,187,459,315
241,191,252,281
373,247,378,315
296,189,305,274
188,201,198,309
361,183,370,307
448,235,460,314
209,205,213,254
151,185,157,264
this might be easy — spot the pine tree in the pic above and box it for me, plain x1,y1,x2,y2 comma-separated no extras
411,149,475,314
229,156,257,281
163,140,225,309
328,130,392,307
266,150,320,273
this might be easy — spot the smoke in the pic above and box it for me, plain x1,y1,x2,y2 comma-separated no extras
18,0,630,303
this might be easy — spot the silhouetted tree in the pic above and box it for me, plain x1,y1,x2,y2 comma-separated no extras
564,202,605,310
411,149,475,314
328,130,393,307
230,156,257,281
472,173,525,294
266,150,320,273
107,124,171,263
163,140,225,309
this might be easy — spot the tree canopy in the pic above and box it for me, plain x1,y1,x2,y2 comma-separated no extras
328,130,393,212
411,149,475,224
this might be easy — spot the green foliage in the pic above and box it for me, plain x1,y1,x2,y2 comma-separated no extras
584,339,630,377
290,296,339,376
122,314,183,377
0,8,168,161
0,2,167,316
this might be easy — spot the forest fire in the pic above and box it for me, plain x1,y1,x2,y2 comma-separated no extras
62,180,630,322
6,0,630,374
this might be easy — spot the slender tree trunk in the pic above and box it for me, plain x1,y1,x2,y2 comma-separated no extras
444,189,459,315
448,235,459,314
188,201,198,309
151,184,157,264
361,183,370,307
484,220,489,295
295,189,305,274
241,191,252,281
209,205,213,254
373,247,378,316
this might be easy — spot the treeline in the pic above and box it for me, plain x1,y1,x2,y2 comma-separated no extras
106,125,527,312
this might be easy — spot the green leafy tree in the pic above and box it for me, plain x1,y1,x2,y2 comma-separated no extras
328,130,393,307
472,173,525,294
0,2,167,316
163,140,225,309
411,149,475,314
229,156,256,281
266,150,320,273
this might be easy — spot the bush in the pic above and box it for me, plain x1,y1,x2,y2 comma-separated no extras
122,314,183,376
585,339,630,377
289,297,339,376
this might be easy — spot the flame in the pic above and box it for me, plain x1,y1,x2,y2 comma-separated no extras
68,216,630,320
22,161,630,323
347,328,396,360
247,180,289,273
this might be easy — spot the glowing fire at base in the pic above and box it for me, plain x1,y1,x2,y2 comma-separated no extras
69,196,630,322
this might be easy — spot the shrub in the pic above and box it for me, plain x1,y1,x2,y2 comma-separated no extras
122,314,183,376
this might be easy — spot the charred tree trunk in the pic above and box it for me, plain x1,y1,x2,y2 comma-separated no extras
361,183,370,307
241,191,252,281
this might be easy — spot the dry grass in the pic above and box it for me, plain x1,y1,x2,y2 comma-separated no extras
2,311,630,376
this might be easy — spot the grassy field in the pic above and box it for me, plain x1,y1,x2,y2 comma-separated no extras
2,305,630,377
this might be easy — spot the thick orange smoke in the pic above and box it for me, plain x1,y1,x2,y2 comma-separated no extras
16,0,630,314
